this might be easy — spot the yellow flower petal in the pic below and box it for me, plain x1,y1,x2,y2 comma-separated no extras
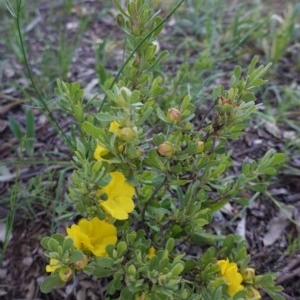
218,259,229,275
146,246,156,259
217,259,244,296
99,171,135,220
46,258,61,273
66,217,117,257
92,235,118,257
94,144,110,161
109,121,121,135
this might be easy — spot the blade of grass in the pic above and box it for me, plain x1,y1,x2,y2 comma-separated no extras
0,139,24,261
8,116,23,142
11,0,75,151
25,109,35,156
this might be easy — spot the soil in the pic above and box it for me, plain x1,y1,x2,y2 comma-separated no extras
0,1,299,299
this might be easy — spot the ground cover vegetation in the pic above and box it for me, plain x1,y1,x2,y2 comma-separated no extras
0,0,300,299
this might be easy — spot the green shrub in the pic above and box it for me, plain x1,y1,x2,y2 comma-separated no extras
40,1,285,299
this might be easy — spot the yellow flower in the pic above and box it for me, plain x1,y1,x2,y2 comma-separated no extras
146,246,156,259
109,121,121,135
99,171,135,220
94,144,110,161
46,258,61,273
66,217,117,257
217,259,244,296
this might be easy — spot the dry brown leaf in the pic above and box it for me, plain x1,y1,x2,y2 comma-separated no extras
263,207,293,246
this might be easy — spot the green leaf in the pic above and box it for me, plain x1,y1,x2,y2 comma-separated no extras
156,107,169,123
73,104,83,122
68,250,84,264
150,76,164,97
270,153,286,166
171,225,183,238
233,65,242,80
183,259,196,272
250,183,268,192
93,266,115,278
8,117,23,142
52,234,65,244
97,113,117,122
247,55,259,76
48,239,60,252
192,231,224,246
95,257,114,269
210,164,226,177
62,237,74,251
171,262,184,276
41,237,51,250
263,167,277,175
242,163,251,177
144,149,166,171
212,85,224,100
40,275,65,293
81,121,103,138
136,106,153,125
165,238,175,252
265,290,285,300
195,218,209,227
117,241,127,257
241,92,256,102
180,95,191,111
97,64,108,84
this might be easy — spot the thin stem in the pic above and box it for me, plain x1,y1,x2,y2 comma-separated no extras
98,0,187,112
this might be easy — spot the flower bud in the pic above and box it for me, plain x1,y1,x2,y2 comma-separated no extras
158,142,174,157
246,286,261,300
59,266,73,282
196,141,205,153
119,127,136,142
243,268,256,282
167,108,181,122
74,255,88,270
